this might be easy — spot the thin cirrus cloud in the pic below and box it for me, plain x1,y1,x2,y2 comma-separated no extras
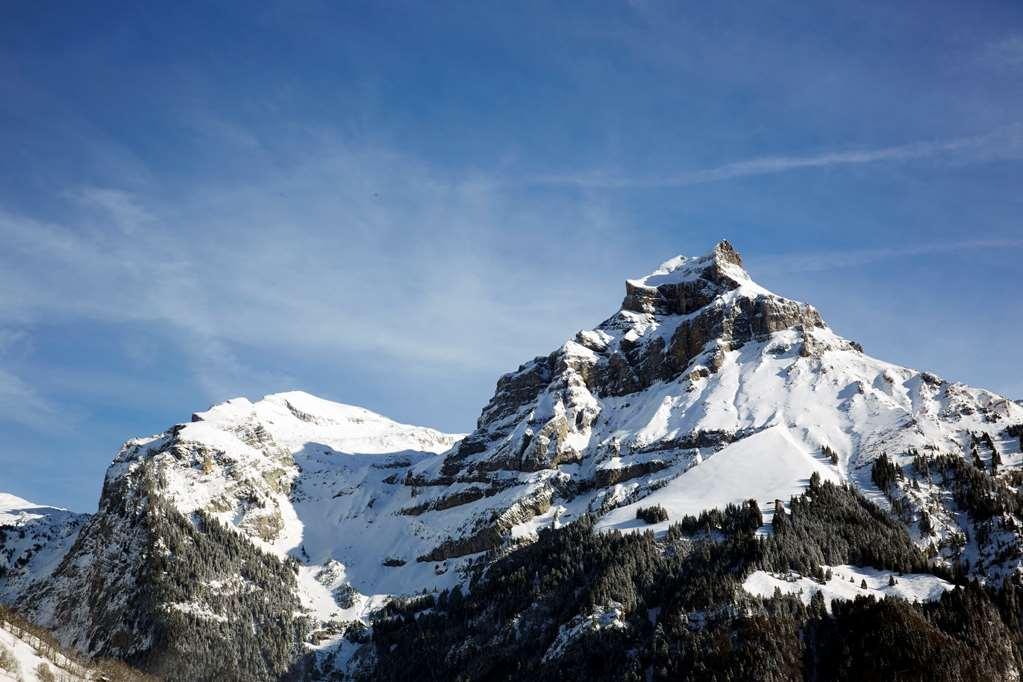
0,368,63,432
749,239,1023,275
2,121,1021,441
66,187,155,235
982,34,1023,68
529,124,1023,189
0,142,630,425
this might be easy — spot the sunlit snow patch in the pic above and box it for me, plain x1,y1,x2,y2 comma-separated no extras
742,565,954,612
596,425,839,535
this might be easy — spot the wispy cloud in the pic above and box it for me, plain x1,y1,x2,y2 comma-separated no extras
0,368,63,432
530,125,1023,189
750,239,1023,275
0,329,28,355
69,187,155,235
0,142,632,411
982,35,1023,69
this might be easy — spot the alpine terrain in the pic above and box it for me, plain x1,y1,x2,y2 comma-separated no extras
3,241,1023,681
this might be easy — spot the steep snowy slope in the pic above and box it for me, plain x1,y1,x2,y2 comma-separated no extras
0,495,88,604
8,240,1023,679
595,425,842,535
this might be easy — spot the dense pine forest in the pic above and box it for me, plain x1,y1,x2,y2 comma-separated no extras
356,478,1023,682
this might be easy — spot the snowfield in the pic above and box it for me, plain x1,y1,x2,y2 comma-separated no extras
742,565,955,611
596,424,841,535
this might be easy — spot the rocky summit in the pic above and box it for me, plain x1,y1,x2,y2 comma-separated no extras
3,241,1023,681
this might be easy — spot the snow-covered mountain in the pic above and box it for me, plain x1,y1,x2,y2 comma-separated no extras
3,240,1023,680
433,240,1022,570
0,494,88,605
4,394,462,679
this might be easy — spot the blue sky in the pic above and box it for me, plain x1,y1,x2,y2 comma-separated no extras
1,1,1021,511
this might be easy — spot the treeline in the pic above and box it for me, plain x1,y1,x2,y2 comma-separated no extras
653,581,1021,681
877,450,1023,522
764,473,936,576
135,487,310,682
1008,424,1023,451
667,500,762,538
358,478,1023,681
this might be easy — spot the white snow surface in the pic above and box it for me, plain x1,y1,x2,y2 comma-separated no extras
103,390,467,628
742,565,954,611
0,495,73,527
0,620,89,681
597,425,840,534
0,496,88,603
628,251,770,300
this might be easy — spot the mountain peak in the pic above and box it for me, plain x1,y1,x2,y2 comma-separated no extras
712,238,743,266
627,239,743,288
621,240,773,317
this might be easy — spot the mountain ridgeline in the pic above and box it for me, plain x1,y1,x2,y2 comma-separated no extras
3,241,1023,681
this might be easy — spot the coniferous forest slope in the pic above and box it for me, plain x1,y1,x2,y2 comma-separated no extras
3,241,1023,681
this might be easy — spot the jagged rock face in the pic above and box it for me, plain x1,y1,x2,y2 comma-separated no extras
620,240,745,316
446,240,829,477
18,464,164,660
604,241,825,396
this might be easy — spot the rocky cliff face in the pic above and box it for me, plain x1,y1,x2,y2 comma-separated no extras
4,241,1023,679
446,240,830,477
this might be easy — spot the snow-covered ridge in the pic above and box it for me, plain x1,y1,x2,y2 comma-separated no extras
12,389,469,662
109,389,467,584
0,494,75,524
0,495,88,604
0,495,37,517
190,391,460,456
